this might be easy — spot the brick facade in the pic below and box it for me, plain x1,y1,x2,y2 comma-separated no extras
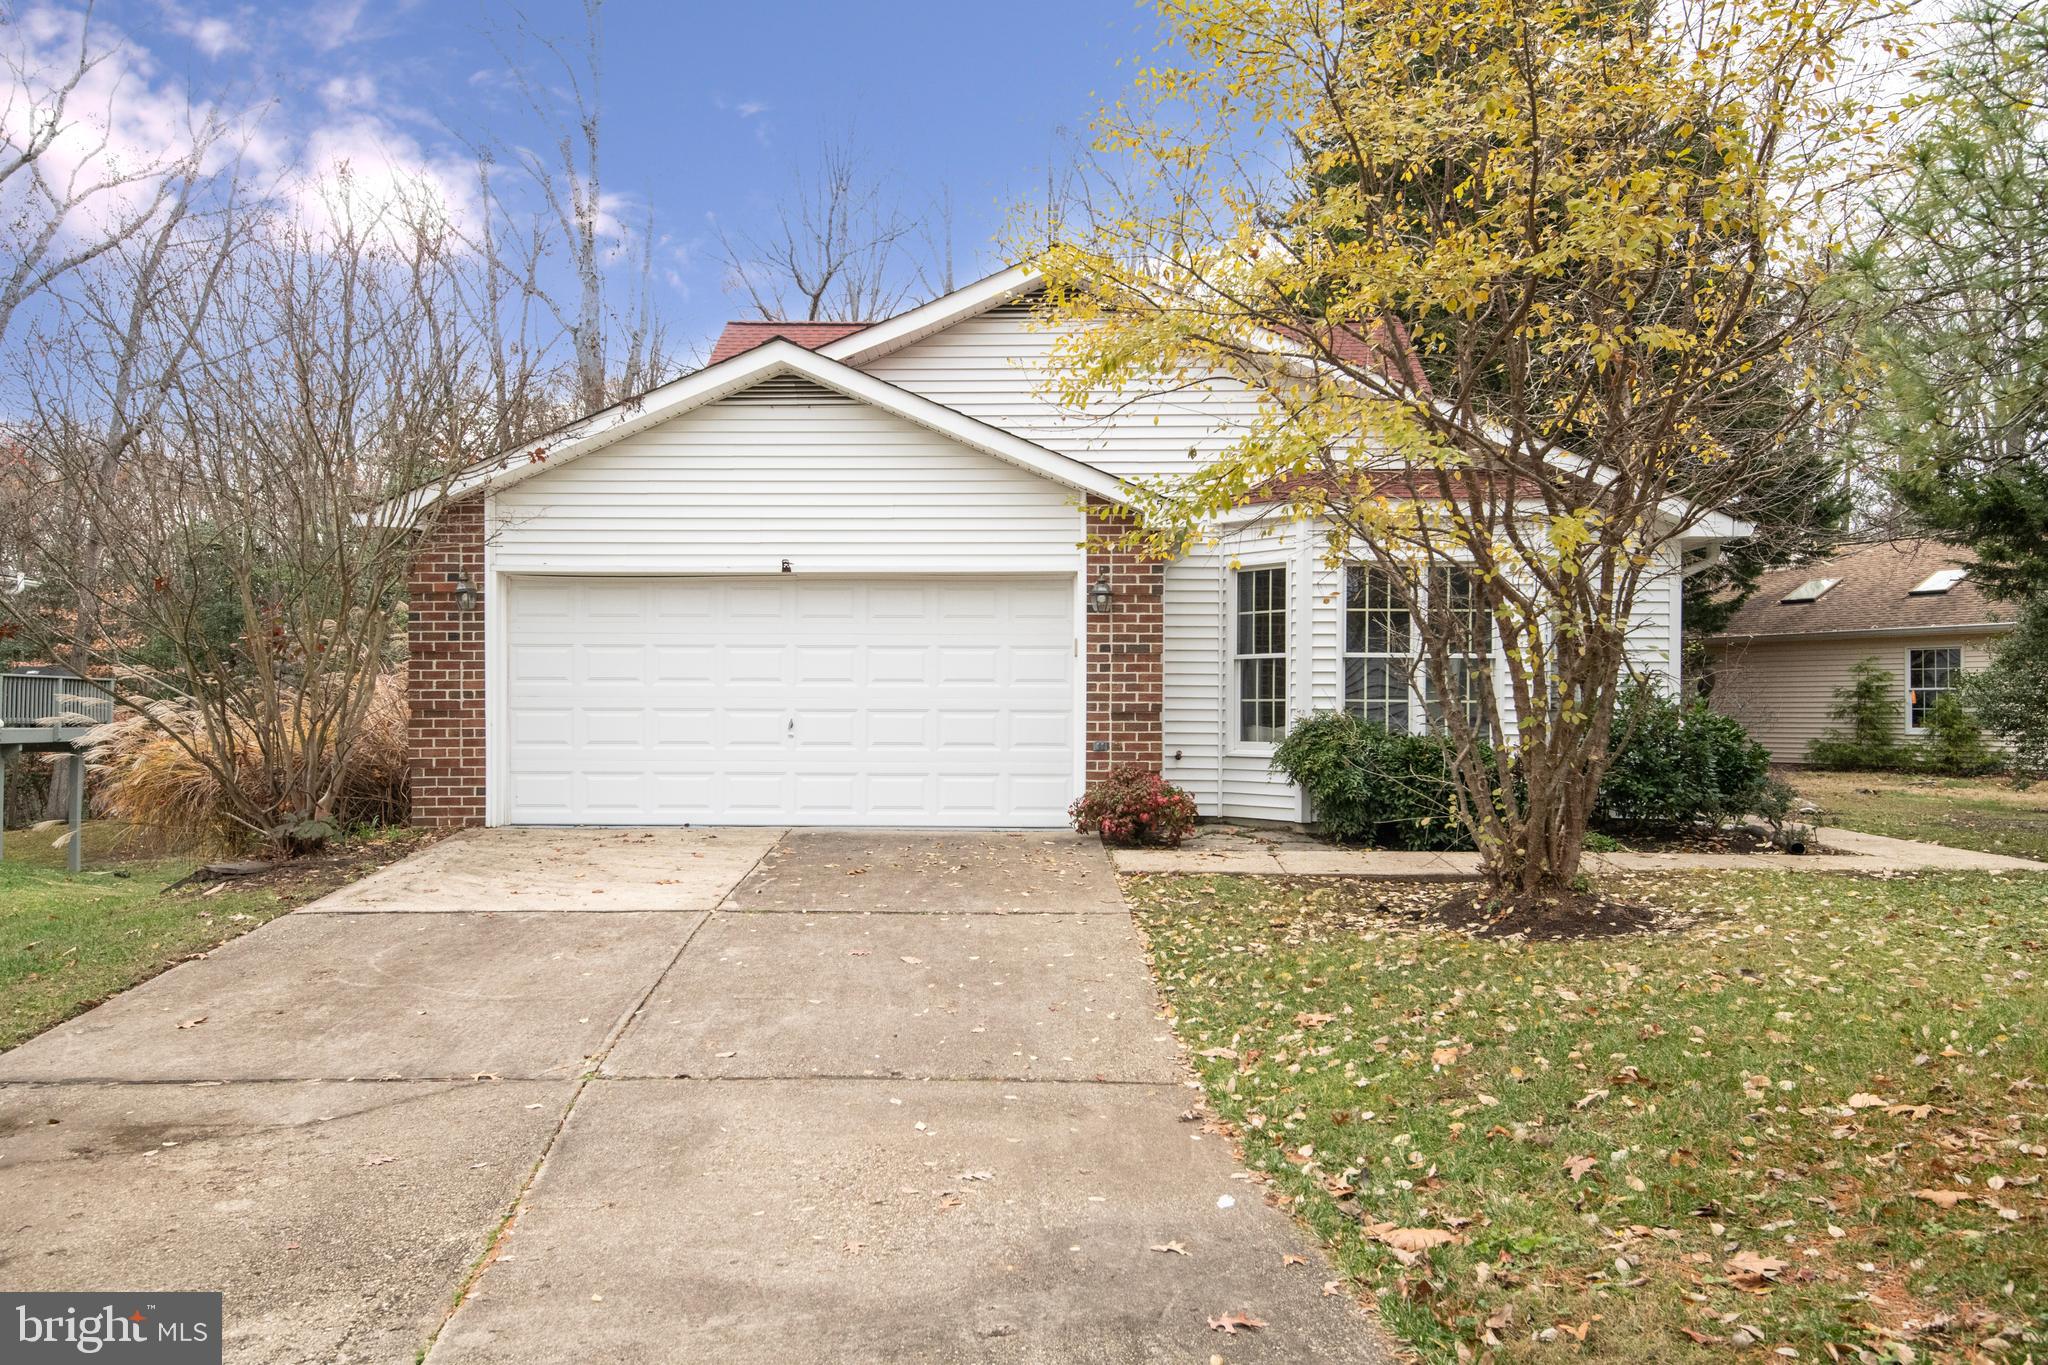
1083,498,1166,781
406,496,487,828
401,494,1171,825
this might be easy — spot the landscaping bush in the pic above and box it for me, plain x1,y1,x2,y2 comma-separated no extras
1806,657,1913,770
1596,682,1773,831
86,670,409,851
1965,600,2048,780
1271,711,1474,850
1917,692,2001,776
1069,765,1199,847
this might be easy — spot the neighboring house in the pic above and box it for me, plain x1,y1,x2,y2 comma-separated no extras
1704,539,2015,764
400,265,1746,830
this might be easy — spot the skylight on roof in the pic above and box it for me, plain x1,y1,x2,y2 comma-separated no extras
1779,577,1839,604
1909,567,1968,595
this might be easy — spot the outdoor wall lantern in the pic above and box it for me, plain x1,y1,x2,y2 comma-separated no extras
1087,572,1114,615
454,574,480,614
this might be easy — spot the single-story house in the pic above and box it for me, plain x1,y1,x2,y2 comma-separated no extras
1704,539,2015,764
401,265,1746,829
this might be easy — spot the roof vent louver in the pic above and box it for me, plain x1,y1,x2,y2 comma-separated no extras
721,374,852,405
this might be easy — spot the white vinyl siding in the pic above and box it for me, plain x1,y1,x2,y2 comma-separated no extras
860,306,1270,483
1162,518,1700,821
1707,632,2003,764
489,383,1085,575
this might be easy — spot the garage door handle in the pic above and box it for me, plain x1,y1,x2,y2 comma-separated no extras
787,715,795,735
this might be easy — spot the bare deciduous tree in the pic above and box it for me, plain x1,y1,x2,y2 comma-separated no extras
3,181,503,849
719,138,938,321
0,2,221,346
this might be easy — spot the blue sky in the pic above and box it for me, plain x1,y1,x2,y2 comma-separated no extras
50,0,1165,360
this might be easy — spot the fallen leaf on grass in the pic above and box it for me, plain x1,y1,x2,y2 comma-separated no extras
1724,1251,1788,1288
1915,1189,1969,1208
1845,1092,1888,1110
1565,1155,1598,1182
1207,1311,1268,1335
1367,1224,1462,1254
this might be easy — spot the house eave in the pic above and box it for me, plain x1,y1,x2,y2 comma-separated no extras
1706,619,2017,646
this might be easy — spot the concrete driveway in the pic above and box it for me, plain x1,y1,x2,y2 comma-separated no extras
0,827,1388,1364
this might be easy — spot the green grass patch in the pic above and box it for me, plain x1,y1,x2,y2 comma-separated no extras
1130,871,2048,1362
1795,773,2048,863
1,821,425,1050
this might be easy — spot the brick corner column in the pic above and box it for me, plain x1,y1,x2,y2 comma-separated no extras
406,496,486,828
1084,498,1165,783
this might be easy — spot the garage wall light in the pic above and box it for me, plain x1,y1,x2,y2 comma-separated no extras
1087,572,1114,614
454,574,480,614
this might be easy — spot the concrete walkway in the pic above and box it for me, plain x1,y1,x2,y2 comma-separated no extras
1113,824,2048,877
0,828,1389,1365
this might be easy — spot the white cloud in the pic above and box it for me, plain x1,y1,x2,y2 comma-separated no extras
318,72,378,110
308,0,370,52
153,2,250,58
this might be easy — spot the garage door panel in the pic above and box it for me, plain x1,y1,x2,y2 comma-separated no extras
505,575,1076,826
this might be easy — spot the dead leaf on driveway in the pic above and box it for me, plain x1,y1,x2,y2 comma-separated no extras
1282,1253,1308,1267
1150,1241,1189,1256
1207,1311,1268,1335
900,955,924,965
177,1016,207,1029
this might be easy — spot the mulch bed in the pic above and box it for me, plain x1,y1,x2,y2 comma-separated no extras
167,832,437,900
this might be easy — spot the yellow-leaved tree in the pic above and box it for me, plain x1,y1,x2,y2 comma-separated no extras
1020,0,1899,919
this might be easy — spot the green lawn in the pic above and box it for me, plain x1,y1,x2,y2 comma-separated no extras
1130,871,2048,1363
1794,772,2048,864
1,822,424,1050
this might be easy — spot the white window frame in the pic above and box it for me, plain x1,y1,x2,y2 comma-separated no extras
1231,563,1289,751
1342,564,1415,732
1341,563,1491,735
1904,644,1962,734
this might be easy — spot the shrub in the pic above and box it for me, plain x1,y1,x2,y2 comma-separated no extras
1917,693,2001,776
1271,711,1474,850
1070,765,1199,847
1806,657,1912,770
1597,682,1773,831
86,670,409,851
1965,600,2048,780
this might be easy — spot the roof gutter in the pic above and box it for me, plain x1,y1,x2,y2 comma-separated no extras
1707,619,2017,646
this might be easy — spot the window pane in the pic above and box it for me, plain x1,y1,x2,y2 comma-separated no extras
1239,657,1286,743
1908,647,1962,728
1236,567,1285,658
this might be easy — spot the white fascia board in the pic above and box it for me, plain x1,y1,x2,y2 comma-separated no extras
394,339,1127,517
819,263,1043,367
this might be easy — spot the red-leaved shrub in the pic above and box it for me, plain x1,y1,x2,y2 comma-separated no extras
1069,765,1199,847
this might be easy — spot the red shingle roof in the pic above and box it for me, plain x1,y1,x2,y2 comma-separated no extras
707,321,871,365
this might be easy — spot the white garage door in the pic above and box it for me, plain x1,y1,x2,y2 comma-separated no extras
503,575,1078,826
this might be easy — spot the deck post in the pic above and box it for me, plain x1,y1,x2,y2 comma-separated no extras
0,744,10,861
67,749,84,873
